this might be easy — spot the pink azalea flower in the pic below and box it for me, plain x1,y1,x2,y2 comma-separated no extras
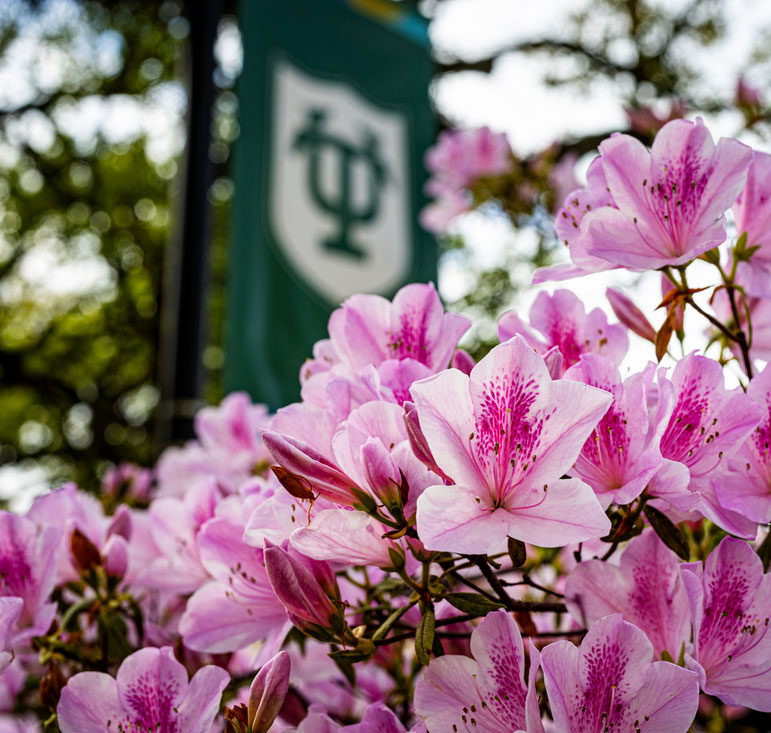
290,509,396,568
420,126,512,234
534,156,620,283
332,401,440,518
576,118,751,269
732,150,771,298
136,480,220,595
414,609,543,732
321,283,470,375
563,356,662,507
0,512,59,647
156,392,271,497
498,290,628,374
101,462,152,502
540,613,699,732
680,536,771,711
0,599,22,672
419,190,471,234
56,645,229,733
647,353,762,537
26,483,108,584
412,336,612,554
341,702,412,732
564,530,690,658
178,516,291,662
265,397,442,516
713,363,771,524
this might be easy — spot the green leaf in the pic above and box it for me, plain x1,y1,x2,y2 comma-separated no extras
643,505,690,561
372,604,412,641
507,537,526,567
328,648,373,664
387,547,405,570
415,606,435,666
443,592,505,616
350,487,378,515
331,655,356,687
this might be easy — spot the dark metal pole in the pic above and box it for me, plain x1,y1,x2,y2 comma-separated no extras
159,0,223,443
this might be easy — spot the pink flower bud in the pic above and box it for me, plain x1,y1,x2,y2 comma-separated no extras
606,287,657,342
264,542,339,635
102,534,128,579
361,438,402,509
542,345,564,380
403,402,452,483
247,650,291,733
287,545,340,603
451,348,475,375
106,505,132,541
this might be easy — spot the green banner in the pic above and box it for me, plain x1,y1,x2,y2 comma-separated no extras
224,0,436,409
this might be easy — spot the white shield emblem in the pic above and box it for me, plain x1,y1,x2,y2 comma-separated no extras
269,57,412,304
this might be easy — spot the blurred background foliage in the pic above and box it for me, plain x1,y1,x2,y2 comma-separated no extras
0,0,769,500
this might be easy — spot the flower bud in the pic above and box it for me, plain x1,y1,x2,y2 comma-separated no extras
606,287,657,343
106,504,132,541
361,438,402,510
451,348,475,375
542,345,564,379
39,663,66,710
248,650,291,733
403,402,451,483
287,545,340,603
264,542,340,637
70,528,101,574
102,534,128,579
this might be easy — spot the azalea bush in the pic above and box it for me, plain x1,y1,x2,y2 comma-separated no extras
2,118,771,732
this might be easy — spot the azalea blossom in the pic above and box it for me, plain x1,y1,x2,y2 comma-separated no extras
0,599,22,673
537,118,752,281
712,363,771,524
178,515,291,663
733,150,771,299
155,391,271,497
420,127,512,233
648,353,762,537
564,356,661,507
302,282,470,377
540,613,699,732
414,609,542,732
564,530,690,658
577,118,751,269
498,290,628,373
534,156,620,283
56,645,229,733
0,512,59,647
681,536,771,711
412,335,612,554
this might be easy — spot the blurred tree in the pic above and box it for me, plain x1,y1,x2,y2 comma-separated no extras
0,0,238,497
